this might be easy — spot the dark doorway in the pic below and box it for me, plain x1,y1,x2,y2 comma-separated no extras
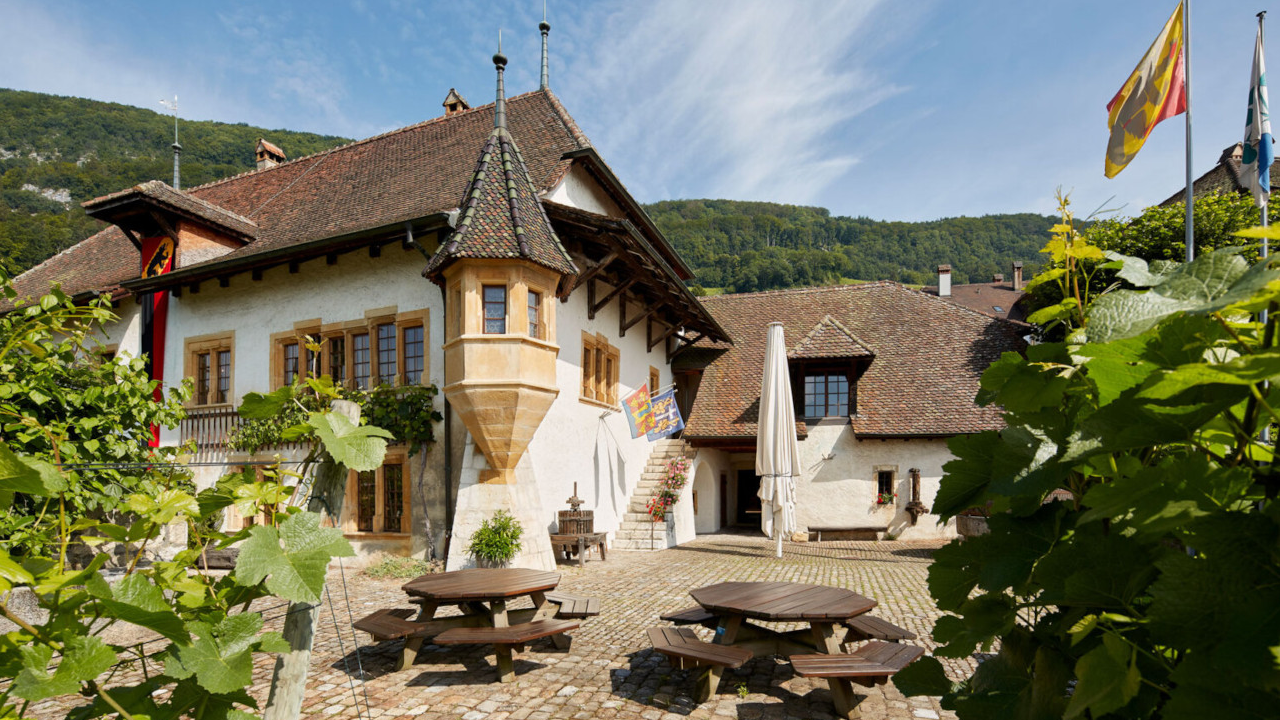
735,469,762,525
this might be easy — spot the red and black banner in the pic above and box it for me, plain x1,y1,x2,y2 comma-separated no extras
140,235,174,447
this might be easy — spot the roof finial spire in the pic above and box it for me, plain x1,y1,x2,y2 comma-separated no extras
539,2,550,90
493,30,508,131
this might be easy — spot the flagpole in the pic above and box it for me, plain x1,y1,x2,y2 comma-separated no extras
1184,0,1195,262
1261,10,1271,446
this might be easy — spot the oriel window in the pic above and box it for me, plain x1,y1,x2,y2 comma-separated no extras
483,286,507,334
528,290,541,338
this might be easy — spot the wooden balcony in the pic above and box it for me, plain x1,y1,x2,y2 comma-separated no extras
180,406,241,459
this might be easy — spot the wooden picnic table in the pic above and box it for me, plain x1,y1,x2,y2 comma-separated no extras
690,581,878,718
396,568,568,680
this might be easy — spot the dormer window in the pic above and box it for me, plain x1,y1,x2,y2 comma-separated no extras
483,286,507,333
804,370,851,418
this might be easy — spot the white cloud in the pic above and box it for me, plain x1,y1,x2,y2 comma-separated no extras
557,0,910,205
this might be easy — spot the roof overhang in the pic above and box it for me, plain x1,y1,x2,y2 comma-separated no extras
560,147,695,281
545,201,730,344
123,212,452,294
84,181,259,248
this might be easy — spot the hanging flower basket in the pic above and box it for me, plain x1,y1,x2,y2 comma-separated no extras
876,492,897,506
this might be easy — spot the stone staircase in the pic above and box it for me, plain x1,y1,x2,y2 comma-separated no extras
612,438,694,551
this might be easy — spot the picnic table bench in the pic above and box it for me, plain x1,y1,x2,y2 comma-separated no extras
808,525,889,541
791,640,924,687
652,580,922,719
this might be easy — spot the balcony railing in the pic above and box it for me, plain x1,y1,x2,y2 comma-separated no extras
180,406,241,459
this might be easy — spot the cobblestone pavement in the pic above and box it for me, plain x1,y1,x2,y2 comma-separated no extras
30,532,973,720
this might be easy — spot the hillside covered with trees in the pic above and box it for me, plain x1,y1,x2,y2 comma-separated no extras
1,89,1055,292
646,199,1055,293
0,88,351,275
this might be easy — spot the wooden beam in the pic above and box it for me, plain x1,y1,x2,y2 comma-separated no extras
170,286,181,298
218,276,230,288
189,282,200,294
252,268,264,282
326,253,338,265
590,278,634,318
119,227,143,251
147,211,180,245
572,250,619,292
621,301,661,337
369,243,382,258
587,279,596,319
649,321,680,352
288,261,300,274
669,332,705,362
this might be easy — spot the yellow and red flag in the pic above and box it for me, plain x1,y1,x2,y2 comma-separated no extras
1105,2,1186,178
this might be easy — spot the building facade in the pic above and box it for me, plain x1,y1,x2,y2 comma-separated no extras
11,29,1025,564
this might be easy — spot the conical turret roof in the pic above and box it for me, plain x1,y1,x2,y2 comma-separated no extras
425,49,576,280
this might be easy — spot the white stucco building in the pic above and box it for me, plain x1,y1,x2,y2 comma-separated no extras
11,26,1024,567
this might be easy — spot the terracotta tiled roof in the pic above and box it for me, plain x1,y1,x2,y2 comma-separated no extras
790,315,873,359
83,180,259,241
924,281,1028,322
683,282,1026,440
424,124,576,277
12,89,588,301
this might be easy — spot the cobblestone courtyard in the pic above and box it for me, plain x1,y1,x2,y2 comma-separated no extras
33,532,970,720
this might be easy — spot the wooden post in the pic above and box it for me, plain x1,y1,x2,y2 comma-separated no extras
264,400,360,720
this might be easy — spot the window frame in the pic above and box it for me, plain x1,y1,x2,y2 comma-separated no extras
527,289,543,339
341,450,410,536
482,285,507,334
304,310,429,391
184,331,235,407
791,361,858,420
580,332,621,409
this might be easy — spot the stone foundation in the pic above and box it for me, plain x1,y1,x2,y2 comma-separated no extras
446,433,555,571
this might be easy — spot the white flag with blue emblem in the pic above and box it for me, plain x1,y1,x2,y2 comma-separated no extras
1244,21,1274,207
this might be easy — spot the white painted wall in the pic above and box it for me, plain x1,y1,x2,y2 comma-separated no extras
542,164,624,218
522,277,673,545
158,245,445,446
155,246,447,558
692,425,958,541
99,297,142,359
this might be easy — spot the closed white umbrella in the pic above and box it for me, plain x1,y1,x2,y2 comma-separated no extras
756,322,799,558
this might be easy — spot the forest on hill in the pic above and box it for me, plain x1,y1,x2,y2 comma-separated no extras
645,199,1056,292
0,88,351,275
0,89,1056,291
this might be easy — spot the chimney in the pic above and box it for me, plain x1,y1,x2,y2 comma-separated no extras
1012,261,1024,291
443,88,471,117
255,138,285,170
993,273,1004,283
937,264,951,297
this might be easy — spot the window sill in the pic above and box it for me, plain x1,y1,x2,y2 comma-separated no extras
803,417,852,426
344,532,410,540
579,396,619,412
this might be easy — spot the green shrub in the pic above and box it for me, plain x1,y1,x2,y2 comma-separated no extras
467,510,523,565
363,554,434,580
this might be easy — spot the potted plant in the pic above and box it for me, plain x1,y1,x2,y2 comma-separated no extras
468,509,524,568
875,491,897,507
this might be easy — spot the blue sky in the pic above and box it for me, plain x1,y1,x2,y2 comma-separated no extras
0,0,1271,222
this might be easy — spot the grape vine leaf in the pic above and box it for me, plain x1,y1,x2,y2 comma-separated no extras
0,442,65,496
307,411,392,472
86,572,189,643
12,636,117,701
164,614,263,694
234,511,353,603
